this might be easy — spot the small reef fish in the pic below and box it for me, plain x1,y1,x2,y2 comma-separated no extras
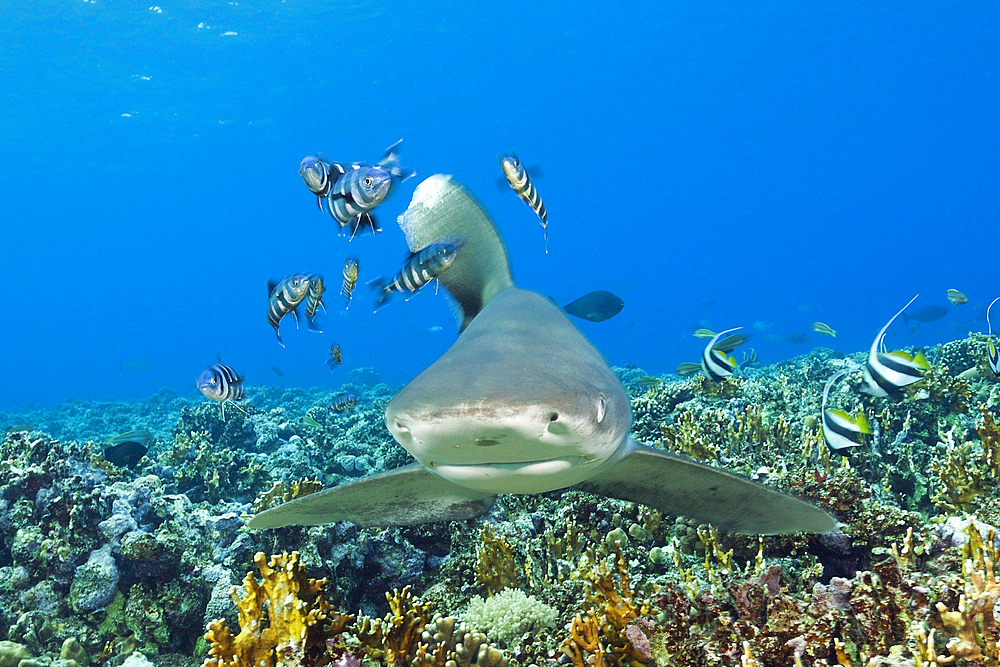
861,295,931,397
701,327,742,381
821,370,871,455
370,242,461,310
304,273,326,331
561,291,624,322
812,322,836,337
327,344,342,371
987,297,1000,376
341,258,360,309
742,348,759,368
902,305,948,325
785,333,810,345
271,366,284,376
302,414,323,429
105,429,154,445
635,375,663,389
299,141,413,241
676,362,702,377
267,273,312,347
197,362,246,421
693,328,717,339
947,289,968,305
498,154,548,253
329,393,357,413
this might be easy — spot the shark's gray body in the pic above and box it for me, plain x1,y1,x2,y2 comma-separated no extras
248,176,835,535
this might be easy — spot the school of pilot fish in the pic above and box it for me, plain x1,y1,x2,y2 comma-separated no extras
197,141,1000,473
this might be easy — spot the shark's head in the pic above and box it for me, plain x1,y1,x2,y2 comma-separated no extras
386,287,633,495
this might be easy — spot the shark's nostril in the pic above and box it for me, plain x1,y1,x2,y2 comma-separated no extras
549,412,559,421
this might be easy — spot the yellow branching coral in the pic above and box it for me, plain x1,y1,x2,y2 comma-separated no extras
936,557,1000,662
560,552,653,667
247,478,325,517
354,586,429,667
203,551,352,667
475,525,523,595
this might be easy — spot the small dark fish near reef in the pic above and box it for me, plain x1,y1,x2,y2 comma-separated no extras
103,442,147,468
329,393,357,413
902,304,948,324
327,344,342,371
267,273,313,347
197,362,246,420
562,291,624,322
370,241,461,310
499,153,548,253
299,140,414,241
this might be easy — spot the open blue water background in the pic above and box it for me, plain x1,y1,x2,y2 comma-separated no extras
1,0,997,412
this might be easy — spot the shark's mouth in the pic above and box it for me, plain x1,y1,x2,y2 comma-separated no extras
428,456,603,495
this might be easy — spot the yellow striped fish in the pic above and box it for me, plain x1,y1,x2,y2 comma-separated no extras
499,154,548,253
342,257,359,309
988,297,1000,376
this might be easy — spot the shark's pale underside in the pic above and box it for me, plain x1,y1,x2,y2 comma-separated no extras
248,176,835,535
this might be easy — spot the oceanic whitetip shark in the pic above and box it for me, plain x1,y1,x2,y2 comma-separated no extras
248,175,834,535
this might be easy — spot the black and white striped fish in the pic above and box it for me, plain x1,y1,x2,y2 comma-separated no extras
267,273,312,347
304,273,326,332
860,295,931,397
499,153,548,253
821,369,871,455
329,393,357,413
326,343,342,371
370,242,461,310
700,327,741,381
196,362,246,421
987,297,1000,376
342,257,359,309
299,141,413,241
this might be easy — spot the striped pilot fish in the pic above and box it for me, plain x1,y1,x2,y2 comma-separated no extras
329,393,357,413
821,369,871,455
860,295,931,397
342,258,359,309
299,140,413,241
304,273,326,332
499,153,549,253
326,343,342,371
370,241,461,310
267,273,313,347
987,297,1000,376
197,362,246,421
700,327,742,381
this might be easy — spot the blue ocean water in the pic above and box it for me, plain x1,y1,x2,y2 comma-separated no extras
1,0,996,412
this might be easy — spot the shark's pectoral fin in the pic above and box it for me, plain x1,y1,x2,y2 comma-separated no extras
246,463,496,529
575,441,835,535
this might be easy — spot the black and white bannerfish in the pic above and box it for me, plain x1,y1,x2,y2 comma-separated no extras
304,273,326,331
370,241,461,310
700,327,742,381
298,141,414,241
267,273,313,347
860,295,931,397
196,362,246,421
987,297,1000,376
342,258,359,309
821,369,871,455
499,154,548,253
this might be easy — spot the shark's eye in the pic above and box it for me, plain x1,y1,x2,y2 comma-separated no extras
597,396,607,424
